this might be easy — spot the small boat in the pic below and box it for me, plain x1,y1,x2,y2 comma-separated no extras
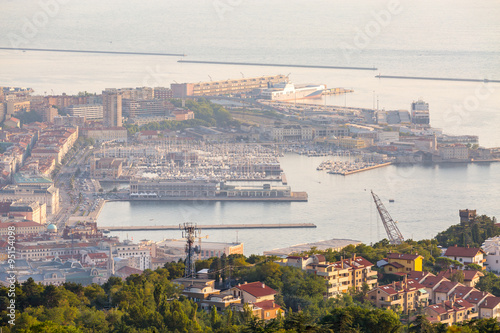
389,199,395,203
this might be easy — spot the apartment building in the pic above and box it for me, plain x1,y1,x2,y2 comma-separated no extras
65,104,103,119
0,220,45,236
366,277,429,314
426,298,478,325
278,254,377,298
102,89,122,127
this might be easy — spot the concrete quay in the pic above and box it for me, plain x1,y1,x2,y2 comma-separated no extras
124,191,308,202
102,223,316,232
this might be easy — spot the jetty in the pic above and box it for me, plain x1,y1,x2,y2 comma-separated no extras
102,223,316,232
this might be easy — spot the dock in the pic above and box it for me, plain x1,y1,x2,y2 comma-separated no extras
322,88,354,95
339,162,392,176
281,173,288,185
126,191,308,202
102,223,316,232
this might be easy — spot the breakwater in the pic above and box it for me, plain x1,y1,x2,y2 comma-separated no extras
0,47,186,57
178,60,377,71
376,74,500,83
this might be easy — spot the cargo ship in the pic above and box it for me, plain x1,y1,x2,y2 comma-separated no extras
261,82,325,101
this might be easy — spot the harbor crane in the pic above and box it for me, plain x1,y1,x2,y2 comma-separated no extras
371,190,404,245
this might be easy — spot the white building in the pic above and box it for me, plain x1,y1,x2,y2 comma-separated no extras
66,104,103,120
376,131,399,144
269,125,313,141
483,236,500,273
411,99,430,125
115,243,153,271
443,246,486,269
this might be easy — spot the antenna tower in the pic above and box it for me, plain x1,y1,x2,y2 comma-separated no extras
180,222,201,278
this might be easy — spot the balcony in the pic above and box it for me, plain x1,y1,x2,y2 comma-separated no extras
379,299,403,307
338,276,350,283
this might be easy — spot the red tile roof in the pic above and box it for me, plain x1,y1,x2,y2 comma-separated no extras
88,253,108,259
444,246,484,258
254,300,281,311
407,271,435,282
465,291,492,304
437,268,484,282
421,276,449,289
480,297,500,309
235,282,277,298
450,286,475,299
116,266,143,276
434,281,460,293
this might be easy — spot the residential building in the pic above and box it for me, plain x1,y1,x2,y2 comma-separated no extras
122,98,171,119
366,277,429,314
115,242,153,271
437,268,484,287
0,183,59,215
6,100,30,115
383,253,424,274
6,200,47,224
443,246,486,269
278,254,377,298
102,89,122,127
482,236,500,273
478,297,500,321
4,117,22,129
153,87,173,99
0,220,45,236
230,281,276,303
172,109,195,121
425,298,477,326
118,87,153,100
65,104,103,120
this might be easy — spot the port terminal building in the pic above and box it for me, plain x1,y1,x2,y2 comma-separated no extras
171,75,288,97
129,179,294,199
